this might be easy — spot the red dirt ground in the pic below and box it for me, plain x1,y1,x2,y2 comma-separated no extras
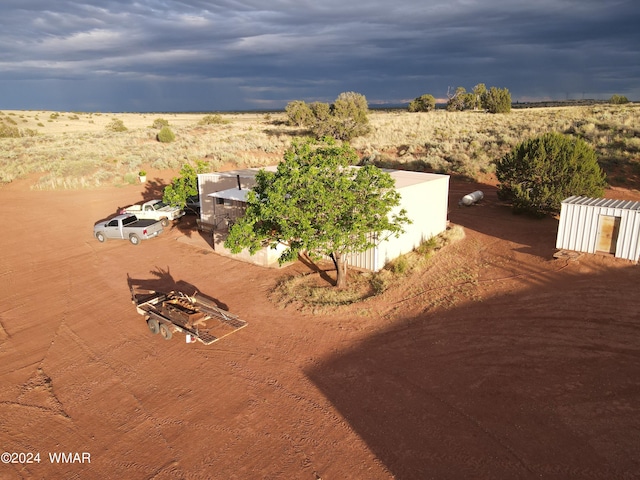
1,174,639,480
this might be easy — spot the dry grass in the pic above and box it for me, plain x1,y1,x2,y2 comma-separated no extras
270,225,466,312
1,104,639,190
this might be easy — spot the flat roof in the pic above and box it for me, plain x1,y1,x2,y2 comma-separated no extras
382,169,449,189
203,166,447,189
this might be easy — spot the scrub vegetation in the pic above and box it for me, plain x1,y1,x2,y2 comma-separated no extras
0,103,638,191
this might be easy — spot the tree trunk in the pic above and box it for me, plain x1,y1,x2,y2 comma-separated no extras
334,252,348,288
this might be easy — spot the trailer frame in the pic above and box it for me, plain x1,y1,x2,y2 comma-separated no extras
131,286,247,345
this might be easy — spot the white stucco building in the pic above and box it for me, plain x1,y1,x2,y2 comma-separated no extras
196,167,450,271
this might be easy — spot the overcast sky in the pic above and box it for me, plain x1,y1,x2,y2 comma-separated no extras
1,1,638,112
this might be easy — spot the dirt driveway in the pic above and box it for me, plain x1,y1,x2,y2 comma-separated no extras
1,174,639,479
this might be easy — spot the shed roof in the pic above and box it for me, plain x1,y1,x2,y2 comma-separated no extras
562,196,640,211
209,188,250,202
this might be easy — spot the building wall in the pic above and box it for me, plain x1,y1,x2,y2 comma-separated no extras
346,174,450,271
556,196,640,262
198,170,284,268
198,172,259,225
381,174,449,271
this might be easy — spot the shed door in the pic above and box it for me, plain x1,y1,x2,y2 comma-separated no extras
596,215,621,254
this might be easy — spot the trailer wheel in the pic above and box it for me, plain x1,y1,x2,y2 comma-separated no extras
147,318,160,334
160,217,169,227
95,232,106,242
129,234,140,245
159,323,173,340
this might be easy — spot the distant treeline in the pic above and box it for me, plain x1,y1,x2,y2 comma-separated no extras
511,99,620,109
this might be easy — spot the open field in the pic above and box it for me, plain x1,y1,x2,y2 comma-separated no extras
1,104,639,191
1,107,640,478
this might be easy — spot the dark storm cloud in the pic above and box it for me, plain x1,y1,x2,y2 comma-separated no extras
0,0,638,111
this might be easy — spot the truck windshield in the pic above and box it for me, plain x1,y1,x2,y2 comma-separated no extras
153,202,168,210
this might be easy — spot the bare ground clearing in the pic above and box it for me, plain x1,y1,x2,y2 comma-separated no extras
0,173,639,479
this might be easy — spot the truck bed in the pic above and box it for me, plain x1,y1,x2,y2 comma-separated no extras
131,287,247,345
125,218,160,228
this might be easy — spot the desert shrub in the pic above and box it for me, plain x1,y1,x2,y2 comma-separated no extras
408,94,436,112
390,255,410,274
326,92,371,140
609,94,629,105
123,172,138,184
0,122,21,138
496,132,607,215
287,92,370,141
483,87,512,113
285,100,314,127
152,118,169,128
106,118,128,132
157,126,175,143
415,236,439,256
199,114,229,125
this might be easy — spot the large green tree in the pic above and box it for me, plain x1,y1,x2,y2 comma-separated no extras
163,160,209,208
225,138,410,287
496,132,607,216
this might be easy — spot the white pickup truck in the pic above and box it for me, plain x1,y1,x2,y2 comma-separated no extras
121,200,184,227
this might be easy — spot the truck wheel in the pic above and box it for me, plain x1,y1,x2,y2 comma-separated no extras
129,234,140,245
160,217,169,227
159,323,173,340
147,318,160,334
95,232,106,242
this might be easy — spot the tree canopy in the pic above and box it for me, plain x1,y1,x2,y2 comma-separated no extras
495,132,607,216
483,86,511,113
162,160,209,208
408,94,436,112
446,84,511,113
284,92,371,141
224,138,410,287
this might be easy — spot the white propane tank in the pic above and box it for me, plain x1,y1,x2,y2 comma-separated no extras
459,190,484,206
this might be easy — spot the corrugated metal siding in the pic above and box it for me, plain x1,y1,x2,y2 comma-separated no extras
345,234,377,271
557,196,640,262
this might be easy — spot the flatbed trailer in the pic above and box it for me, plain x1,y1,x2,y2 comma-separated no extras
131,286,247,345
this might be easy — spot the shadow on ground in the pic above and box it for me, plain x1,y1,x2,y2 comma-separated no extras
305,261,640,479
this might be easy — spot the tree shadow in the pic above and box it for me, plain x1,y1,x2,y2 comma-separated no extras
447,179,559,260
305,260,640,479
126,266,229,310
263,127,311,138
297,252,336,286
141,178,169,201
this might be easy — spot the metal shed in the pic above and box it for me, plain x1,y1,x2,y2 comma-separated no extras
556,196,640,262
